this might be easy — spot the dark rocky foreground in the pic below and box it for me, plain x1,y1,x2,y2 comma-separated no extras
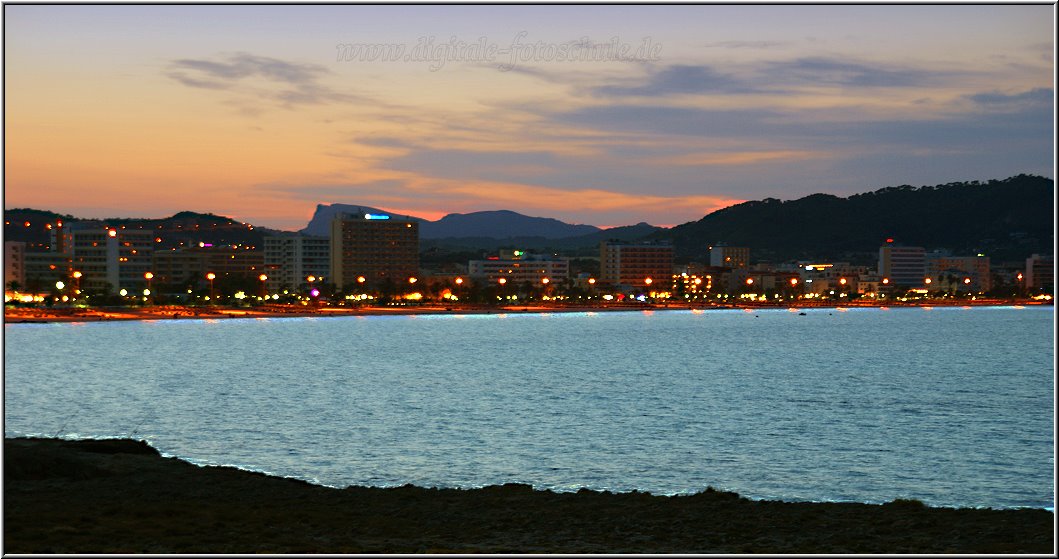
3,437,1054,554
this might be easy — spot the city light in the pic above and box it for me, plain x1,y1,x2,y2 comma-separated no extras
357,276,366,283
108,229,117,237
55,281,65,290
645,277,653,285
408,277,418,284
144,272,153,280
498,278,507,285
455,277,464,285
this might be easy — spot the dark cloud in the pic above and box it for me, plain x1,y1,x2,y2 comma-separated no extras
765,57,944,88
166,52,364,107
967,88,1052,107
564,105,781,137
594,64,756,96
387,149,561,182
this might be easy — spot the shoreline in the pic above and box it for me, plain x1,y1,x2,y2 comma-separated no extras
4,298,1050,324
4,436,1054,553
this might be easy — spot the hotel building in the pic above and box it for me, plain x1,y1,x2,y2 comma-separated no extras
1025,254,1054,293
709,244,750,270
330,212,419,289
71,228,154,292
264,235,331,291
878,244,926,287
4,241,26,289
600,241,675,287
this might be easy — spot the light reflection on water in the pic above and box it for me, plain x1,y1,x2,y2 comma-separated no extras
4,306,1054,509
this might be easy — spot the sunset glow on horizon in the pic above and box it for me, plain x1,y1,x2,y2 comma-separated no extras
3,5,1053,231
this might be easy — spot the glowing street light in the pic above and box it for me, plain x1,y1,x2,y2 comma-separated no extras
55,281,65,291
924,277,932,285
745,278,754,285
498,277,508,285
259,274,268,297
790,278,799,286
588,278,596,285
964,278,972,285
408,277,418,284
455,277,464,285
72,271,82,293
206,272,216,302
645,277,653,286
541,277,550,285
357,276,366,284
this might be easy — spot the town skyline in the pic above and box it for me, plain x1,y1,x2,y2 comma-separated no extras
3,4,1053,231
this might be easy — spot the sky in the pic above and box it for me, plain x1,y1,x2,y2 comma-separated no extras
3,4,1054,230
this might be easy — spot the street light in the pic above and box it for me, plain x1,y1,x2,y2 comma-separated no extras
645,277,653,286
259,274,268,298
206,272,216,302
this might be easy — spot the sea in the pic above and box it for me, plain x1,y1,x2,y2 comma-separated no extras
3,305,1054,509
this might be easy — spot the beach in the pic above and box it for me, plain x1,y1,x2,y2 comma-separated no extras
2,437,1053,553
3,298,1048,324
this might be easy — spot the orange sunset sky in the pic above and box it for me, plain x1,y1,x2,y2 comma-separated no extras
3,4,1054,230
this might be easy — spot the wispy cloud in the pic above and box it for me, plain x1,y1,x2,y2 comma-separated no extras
649,149,822,167
594,64,757,96
764,57,947,88
701,40,790,49
966,87,1052,108
165,52,368,107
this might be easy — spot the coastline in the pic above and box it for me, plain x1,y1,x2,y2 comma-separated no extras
3,437,1054,554
4,298,1050,324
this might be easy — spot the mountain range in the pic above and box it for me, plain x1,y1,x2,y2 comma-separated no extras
300,204,602,239
4,175,1053,263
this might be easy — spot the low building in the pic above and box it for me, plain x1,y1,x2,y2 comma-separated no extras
468,251,569,284
926,252,992,292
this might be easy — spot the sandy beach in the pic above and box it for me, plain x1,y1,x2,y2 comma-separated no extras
2,437,1053,553
3,298,1048,324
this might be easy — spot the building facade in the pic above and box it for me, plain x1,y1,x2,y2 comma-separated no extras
709,245,750,269
1025,253,1054,293
878,244,926,287
468,253,569,283
925,253,992,292
330,212,419,289
4,241,26,289
264,235,330,291
71,228,154,292
600,242,674,286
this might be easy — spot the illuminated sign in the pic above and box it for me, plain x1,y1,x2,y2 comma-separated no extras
364,213,390,220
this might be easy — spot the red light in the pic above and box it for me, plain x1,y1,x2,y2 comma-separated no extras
885,238,894,243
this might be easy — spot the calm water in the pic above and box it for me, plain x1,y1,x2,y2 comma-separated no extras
4,306,1054,509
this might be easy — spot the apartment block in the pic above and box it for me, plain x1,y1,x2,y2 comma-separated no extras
330,212,419,289
264,235,330,291
600,242,674,287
